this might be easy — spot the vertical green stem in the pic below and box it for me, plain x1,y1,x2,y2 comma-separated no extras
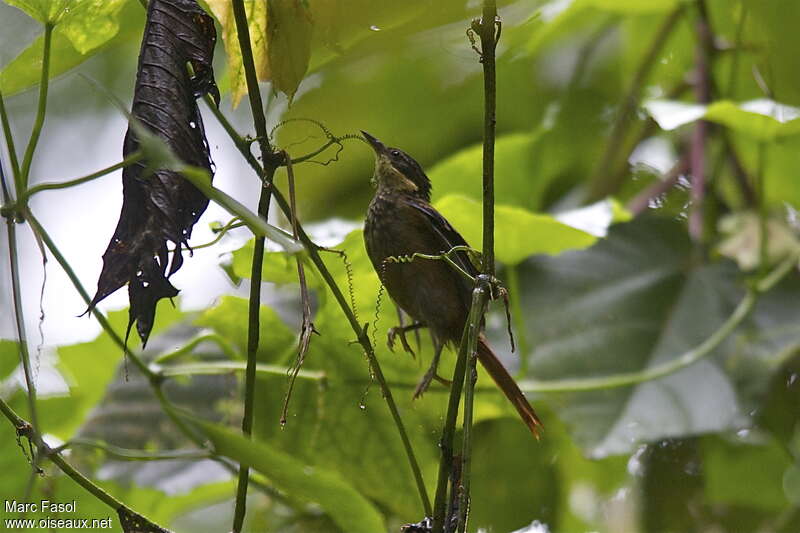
431,285,489,533
5,215,40,447
456,287,489,533
19,23,54,190
228,1,279,529
479,0,498,277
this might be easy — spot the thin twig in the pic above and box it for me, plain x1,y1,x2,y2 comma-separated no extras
4,199,41,471
280,152,318,426
155,361,325,381
689,0,714,243
56,438,212,462
19,152,144,203
588,6,686,200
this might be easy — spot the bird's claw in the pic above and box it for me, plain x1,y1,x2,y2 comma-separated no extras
413,370,450,399
387,325,416,358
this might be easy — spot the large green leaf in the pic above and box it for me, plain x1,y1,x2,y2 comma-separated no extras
194,420,387,533
645,98,800,141
434,194,597,265
428,133,541,210
0,0,142,95
517,216,800,455
745,0,800,106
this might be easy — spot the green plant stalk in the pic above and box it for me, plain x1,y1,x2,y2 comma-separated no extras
204,85,432,517
179,170,298,252
441,3,502,529
153,333,242,364
588,6,685,200
516,253,796,394
0,397,170,531
155,361,325,381
228,0,281,528
479,0,498,278
20,152,143,203
5,219,41,453
19,23,54,190
457,286,490,533
59,438,211,462
0,89,21,181
431,283,489,533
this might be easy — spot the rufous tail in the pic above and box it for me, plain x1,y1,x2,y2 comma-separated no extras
477,336,542,438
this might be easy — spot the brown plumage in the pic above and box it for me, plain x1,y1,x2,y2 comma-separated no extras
362,131,542,437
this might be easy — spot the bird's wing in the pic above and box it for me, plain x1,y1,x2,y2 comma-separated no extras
404,197,481,279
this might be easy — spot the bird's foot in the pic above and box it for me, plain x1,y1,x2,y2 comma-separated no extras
387,322,425,357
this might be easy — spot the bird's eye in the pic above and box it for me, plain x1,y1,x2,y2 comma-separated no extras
390,150,400,157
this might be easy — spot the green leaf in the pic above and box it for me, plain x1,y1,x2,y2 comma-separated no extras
266,0,312,103
428,133,542,211
193,419,387,533
0,0,141,95
3,0,128,58
433,194,597,265
704,100,800,141
644,98,800,141
517,216,800,455
745,0,800,106
194,296,296,360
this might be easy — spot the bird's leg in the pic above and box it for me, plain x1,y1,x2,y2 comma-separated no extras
414,339,450,399
388,320,426,357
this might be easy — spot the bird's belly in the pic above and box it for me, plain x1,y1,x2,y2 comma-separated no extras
365,218,468,342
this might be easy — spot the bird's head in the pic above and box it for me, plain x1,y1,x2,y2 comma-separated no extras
361,131,431,200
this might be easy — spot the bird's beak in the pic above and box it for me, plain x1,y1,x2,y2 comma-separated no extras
361,130,387,155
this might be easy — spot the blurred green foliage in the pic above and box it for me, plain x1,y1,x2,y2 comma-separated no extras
2,0,800,532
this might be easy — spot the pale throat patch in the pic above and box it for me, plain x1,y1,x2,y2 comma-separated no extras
374,155,419,192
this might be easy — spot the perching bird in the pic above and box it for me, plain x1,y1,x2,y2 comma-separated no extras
362,131,541,436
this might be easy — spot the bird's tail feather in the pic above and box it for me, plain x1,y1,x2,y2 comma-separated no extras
477,336,542,438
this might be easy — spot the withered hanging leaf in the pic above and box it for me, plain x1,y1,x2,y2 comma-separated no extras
88,0,219,347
